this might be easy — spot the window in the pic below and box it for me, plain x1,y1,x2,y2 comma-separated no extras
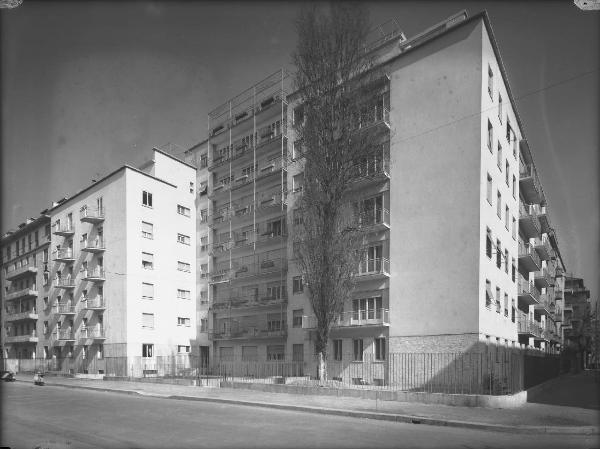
200,264,208,278
504,293,509,317
177,317,191,327
293,276,304,294
498,94,503,121
142,252,154,270
200,318,208,333
293,173,304,193
505,161,510,185
293,106,305,126
497,142,502,169
512,216,517,239
512,175,516,198
504,249,509,274
375,337,386,361
177,205,190,217
505,206,510,229
267,312,285,332
142,191,153,208
142,221,153,239
485,280,493,308
488,65,493,97
177,289,191,300
487,120,493,151
28,234,32,251
497,191,502,218
177,233,191,245
293,139,304,159
333,339,342,361
177,345,190,354
242,346,258,361
292,309,303,328
142,283,154,300
189,182,194,194
293,209,303,226
267,345,285,361
43,321,49,334
511,258,516,282
511,299,516,323
177,261,191,272
486,174,492,204
142,313,155,329
219,347,233,361
43,297,49,309
353,339,364,361
496,240,502,268
496,287,501,313
200,153,208,168
200,209,208,223
200,236,208,252
142,343,154,357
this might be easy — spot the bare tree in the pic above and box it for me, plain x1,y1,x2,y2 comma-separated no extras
292,2,389,382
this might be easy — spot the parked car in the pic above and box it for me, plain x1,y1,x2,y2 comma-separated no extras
0,370,16,382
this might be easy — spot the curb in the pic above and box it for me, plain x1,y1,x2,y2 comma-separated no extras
15,380,599,435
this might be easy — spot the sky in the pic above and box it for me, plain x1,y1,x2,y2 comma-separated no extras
1,1,598,303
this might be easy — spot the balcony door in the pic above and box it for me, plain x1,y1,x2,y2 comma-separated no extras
367,245,382,272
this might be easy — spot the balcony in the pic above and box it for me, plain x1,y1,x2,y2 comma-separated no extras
55,303,76,315
537,205,552,234
81,237,106,253
212,295,287,311
519,163,543,204
357,258,390,279
517,315,542,338
53,223,75,237
358,208,390,232
79,328,106,340
358,106,391,131
210,241,232,255
232,258,288,280
302,309,390,329
5,287,38,302
519,202,540,239
55,276,76,289
209,269,233,284
53,248,75,264
82,268,106,282
83,296,106,310
80,206,105,223
518,241,541,273
5,333,38,344
5,264,38,281
209,326,287,341
534,268,552,288
517,277,540,306
534,294,551,316
533,237,552,261
56,329,75,342
352,157,391,189
4,309,39,322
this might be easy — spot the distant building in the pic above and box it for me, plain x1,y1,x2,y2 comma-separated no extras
562,275,592,368
1,149,197,375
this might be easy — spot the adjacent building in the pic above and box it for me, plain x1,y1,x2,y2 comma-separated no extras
1,149,197,375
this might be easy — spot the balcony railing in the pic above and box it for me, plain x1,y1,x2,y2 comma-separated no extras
55,303,76,315
518,240,541,273
534,267,552,288
5,287,38,301
519,163,543,204
4,310,39,322
57,329,75,341
53,248,75,262
80,206,105,222
358,208,390,230
358,258,390,277
517,314,542,338
80,328,106,339
53,223,75,236
212,293,287,310
82,268,106,281
517,276,540,305
302,309,390,329
519,202,540,239
81,237,106,252
83,296,106,309
533,237,551,261
5,332,38,343
5,264,37,281
55,276,76,288
537,205,551,234
209,325,287,341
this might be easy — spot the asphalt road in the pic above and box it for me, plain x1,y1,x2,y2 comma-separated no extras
1,382,597,449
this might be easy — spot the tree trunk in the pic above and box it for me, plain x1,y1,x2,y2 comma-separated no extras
318,351,328,384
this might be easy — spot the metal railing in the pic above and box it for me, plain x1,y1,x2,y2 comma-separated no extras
519,163,543,196
358,258,390,276
82,237,106,250
55,276,75,288
53,248,74,260
56,303,75,314
517,276,541,301
83,296,106,309
80,206,105,220
303,309,390,329
82,268,106,279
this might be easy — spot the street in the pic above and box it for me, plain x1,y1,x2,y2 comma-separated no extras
1,382,598,449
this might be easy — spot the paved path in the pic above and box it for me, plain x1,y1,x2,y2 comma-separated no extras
5,382,597,449
528,369,600,409
12,371,600,436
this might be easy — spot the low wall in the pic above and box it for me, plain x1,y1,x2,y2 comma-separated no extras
220,381,528,408
103,376,221,387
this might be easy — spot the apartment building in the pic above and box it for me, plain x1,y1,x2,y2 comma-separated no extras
1,215,51,359
1,149,197,373
562,276,591,351
184,10,569,370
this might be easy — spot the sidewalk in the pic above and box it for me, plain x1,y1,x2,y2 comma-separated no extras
15,374,600,435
